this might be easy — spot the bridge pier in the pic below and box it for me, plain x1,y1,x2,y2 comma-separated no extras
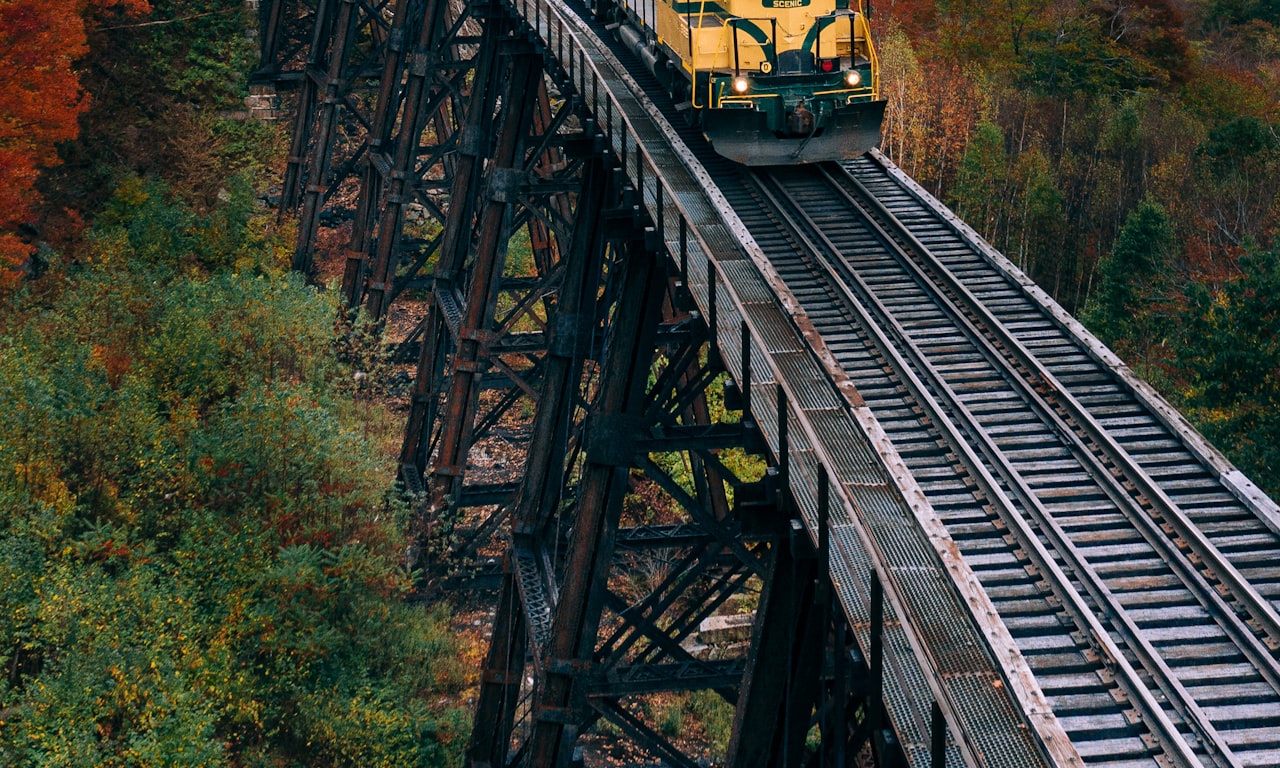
342,0,453,314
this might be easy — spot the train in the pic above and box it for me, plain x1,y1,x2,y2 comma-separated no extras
590,0,886,164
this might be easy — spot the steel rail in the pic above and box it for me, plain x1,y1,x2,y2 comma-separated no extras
865,152,1280,540
751,169,1207,767
830,177,1270,766
831,164,1280,651
496,0,1077,763
825,165,1280,683
783,161,1280,767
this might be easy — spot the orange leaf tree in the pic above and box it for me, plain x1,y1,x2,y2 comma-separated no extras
0,0,148,288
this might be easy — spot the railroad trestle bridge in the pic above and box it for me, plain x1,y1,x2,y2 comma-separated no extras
253,0,1280,766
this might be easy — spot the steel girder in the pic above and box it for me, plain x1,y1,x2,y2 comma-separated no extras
271,0,580,585
269,0,914,763
276,0,400,275
463,176,890,765
394,28,588,584
253,0,316,86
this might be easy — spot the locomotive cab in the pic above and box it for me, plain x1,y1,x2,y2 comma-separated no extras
667,0,886,164
605,0,886,164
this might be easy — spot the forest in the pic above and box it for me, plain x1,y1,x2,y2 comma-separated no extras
0,0,1276,763
0,1,468,765
875,0,1280,484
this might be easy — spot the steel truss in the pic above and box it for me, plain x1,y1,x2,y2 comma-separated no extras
272,0,426,275
270,0,926,762
394,26,584,584
266,0,577,585
253,0,313,87
465,148,906,766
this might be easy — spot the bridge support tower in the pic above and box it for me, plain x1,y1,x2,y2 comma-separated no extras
265,0,916,763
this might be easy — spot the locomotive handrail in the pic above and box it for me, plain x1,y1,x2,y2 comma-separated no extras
688,0,711,107
857,4,879,92
727,16,777,77
811,9,856,67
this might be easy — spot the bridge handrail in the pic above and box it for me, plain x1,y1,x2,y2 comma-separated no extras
499,0,1080,764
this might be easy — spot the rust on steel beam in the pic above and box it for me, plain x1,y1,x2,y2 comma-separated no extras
348,0,467,315
526,240,668,768
511,155,609,540
727,531,824,768
279,0,393,276
398,23,581,515
340,0,419,306
468,199,778,763
426,48,545,507
254,0,317,85
289,0,357,274
526,77,571,277
465,155,611,764
411,160,590,586
398,0,509,477
254,0,293,81
466,553,527,768
277,0,327,211
511,251,771,767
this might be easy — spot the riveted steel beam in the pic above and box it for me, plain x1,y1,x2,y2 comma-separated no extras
398,1,510,478
467,553,528,768
525,239,668,768
426,48,544,511
279,0,395,275
253,0,315,86
342,0,442,309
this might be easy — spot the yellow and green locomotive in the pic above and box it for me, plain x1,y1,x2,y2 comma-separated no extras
594,0,885,164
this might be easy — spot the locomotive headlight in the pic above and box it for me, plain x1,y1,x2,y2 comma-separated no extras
845,70,862,87
732,76,750,94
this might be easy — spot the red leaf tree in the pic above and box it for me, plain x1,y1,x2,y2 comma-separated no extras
0,0,148,288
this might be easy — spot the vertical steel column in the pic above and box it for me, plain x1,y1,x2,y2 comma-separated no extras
527,241,667,768
514,156,609,537
357,0,453,317
425,51,544,508
727,533,823,768
290,0,359,274
466,553,528,768
340,0,418,305
256,0,291,77
254,0,318,87
466,154,611,764
525,77,570,276
279,0,335,212
677,360,732,523
399,2,508,477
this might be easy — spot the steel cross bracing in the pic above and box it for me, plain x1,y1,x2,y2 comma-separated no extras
275,0,396,273
464,153,892,766
252,0,316,87
394,17,585,584
267,0,1280,764
267,0,585,587
271,0,1083,763
700,141,1280,768
452,0,1079,765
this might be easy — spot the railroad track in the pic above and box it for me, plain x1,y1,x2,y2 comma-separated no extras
703,155,1280,767
556,5,1280,763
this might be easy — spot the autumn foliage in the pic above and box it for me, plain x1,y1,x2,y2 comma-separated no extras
0,0,148,288
876,0,1280,491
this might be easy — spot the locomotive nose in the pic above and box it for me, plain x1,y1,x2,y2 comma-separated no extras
785,102,815,137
